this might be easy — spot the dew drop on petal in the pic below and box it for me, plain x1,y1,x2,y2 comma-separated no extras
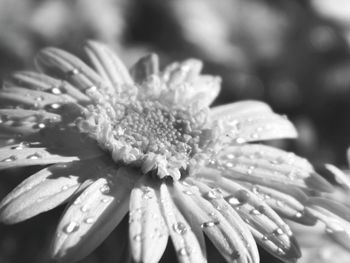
50,103,61,110
261,235,269,241
64,221,80,234
295,211,303,218
206,188,223,200
276,247,285,255
61,185,69,191
250,209,261,215
273,228,284,236
227,196,240,206
100,184,110,194
51,87,62,94
67,68,80,77
2,155,17,162
133,234,142,242
142,188,154,199
235,137,246,144
26,152,42,160
73,197,82,205
178,246,192,257
80,205,89,212
201,220,220,228
37,123,46,129
235,189,250,204
173,222,188,235
84,217,95,224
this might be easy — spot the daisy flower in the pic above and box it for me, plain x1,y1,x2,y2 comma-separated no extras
0,41,346,263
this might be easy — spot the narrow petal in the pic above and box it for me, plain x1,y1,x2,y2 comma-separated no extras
8,71,90,103
84,41,133,87
186,178,260,263
0,108,61,137
207,177,301,262
0,162,84,223
172,181,257,263
241,182,316,225
0,86,74,109
211,144,332,192
325,164,350,190
307,197,350,250
35,47,109,95
0,144,81,170
129,176,169,263
52,166,140,263
160,182,207,263
210,101,297,142
130,54,159,83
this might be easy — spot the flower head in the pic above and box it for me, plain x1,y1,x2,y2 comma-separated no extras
0,41,347,263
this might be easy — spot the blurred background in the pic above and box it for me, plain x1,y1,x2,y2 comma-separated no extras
1,0,350,262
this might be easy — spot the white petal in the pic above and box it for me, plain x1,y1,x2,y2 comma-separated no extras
52,166,140,263
172,181,256,263
307,197,350,250
129,176,169,263
130,53,159,83
211,144,332,192
8,71,90,103
85,41,133,87
0,162,84,223
160,183,207,263
325,164,350,190
210,101,297,142
210,177,301,261
35,47,109,96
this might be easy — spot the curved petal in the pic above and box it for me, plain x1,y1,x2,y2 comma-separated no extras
129,176,169,263
52,166,140,263
84,41,133,87
0,162,85,223
0,109,61,137
210,144,332,192
307,197,350,250
8,71,90,103
210,101,297,142
206,177,301,262
0,86,74,109
325,164,350,190
130,53,159,84
35,47,109,97
186,178,259,263
172,181,257,263
160,182,207,263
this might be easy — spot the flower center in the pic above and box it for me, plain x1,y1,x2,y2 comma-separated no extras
77,99,213,180
116,101,200,157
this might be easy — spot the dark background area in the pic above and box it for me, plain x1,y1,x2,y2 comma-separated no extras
1,0,350,262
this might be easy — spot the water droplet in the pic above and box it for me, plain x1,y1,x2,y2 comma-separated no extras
201,220,220,228
50,103,61,110
101,198,110,203
67,68,80,76
100,184,110,194
80,205,89,212
227,154,235,159
51,87,62,94
84,217,94,224
206,188,223,200
225,162,234,168
61,185,69,191
73,198,82,205
227,196,240,206
2,155,17,162
295,211,303,218
173,222,188,235
35,96,44,101
250,133,259,139
261,235,268,241
178,246,192,256
183,190,194,196
276,247,285,255
133,234,142,242
235,189,250,204
235,137,246,144
64,221,79,234
142,187,154,199
12,142,30,150
37,123,46,129
250,209,261,215
276,200,284,207
26,152,42,160
273,228,284,236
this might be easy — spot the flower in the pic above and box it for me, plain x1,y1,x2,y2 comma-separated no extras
0,41,346,263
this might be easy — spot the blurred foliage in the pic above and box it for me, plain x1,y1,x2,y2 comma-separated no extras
1,0,350,262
